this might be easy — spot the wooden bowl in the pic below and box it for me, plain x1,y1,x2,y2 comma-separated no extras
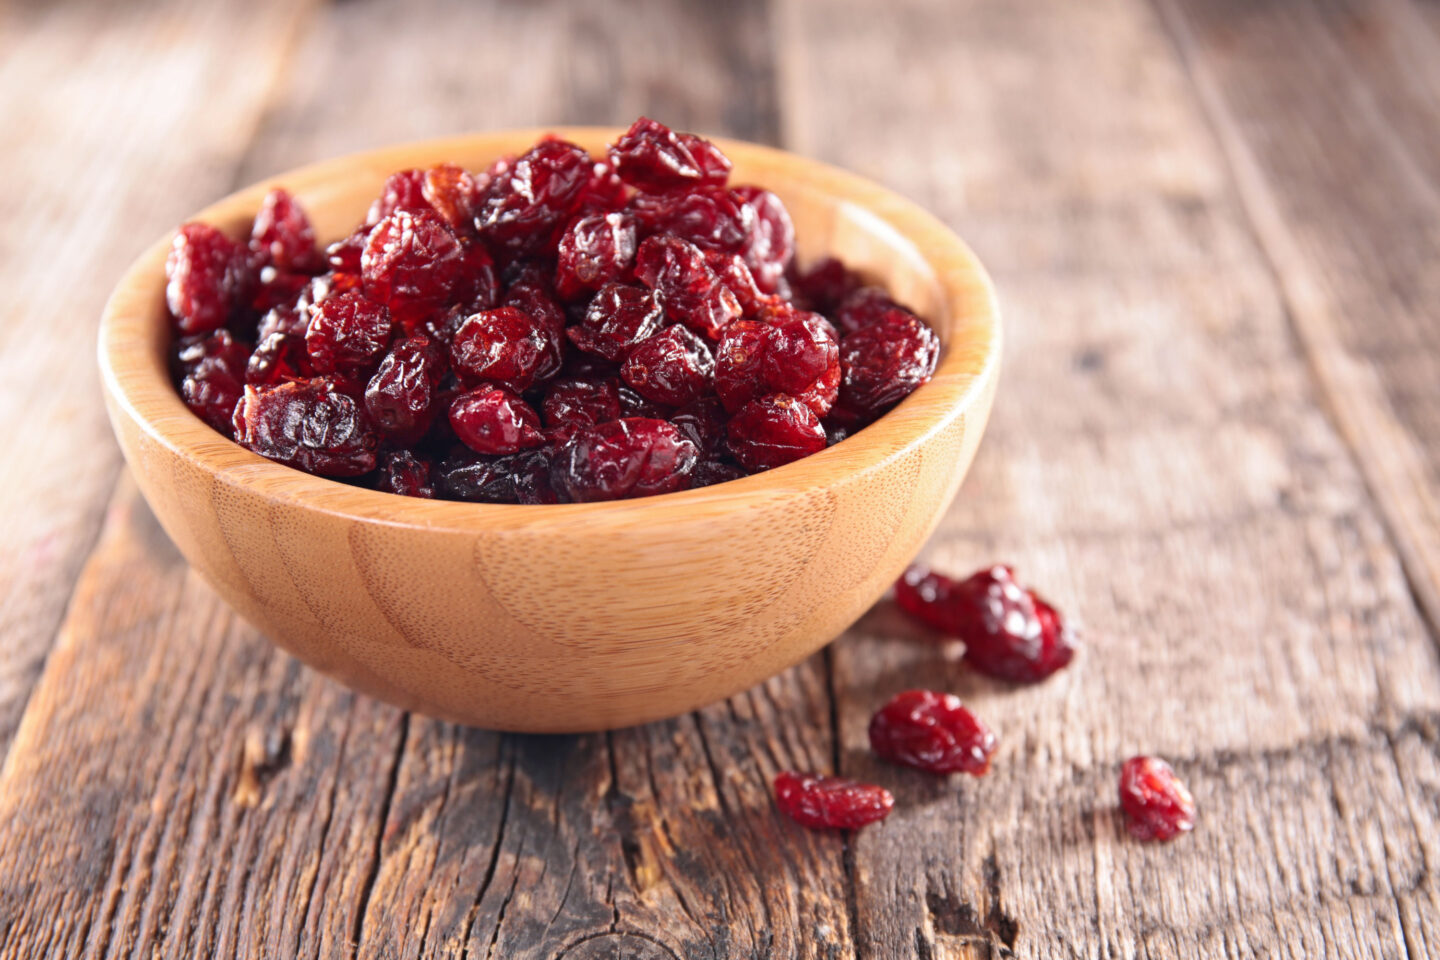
97,129,1001,732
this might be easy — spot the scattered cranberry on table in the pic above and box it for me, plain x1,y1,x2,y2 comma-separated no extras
1118,756,1196,842
166,117,943,502
868,689,998,776
895,564,1078,683
773,771,895,831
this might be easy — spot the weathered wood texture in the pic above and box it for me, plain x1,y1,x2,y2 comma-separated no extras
2,0,1440,957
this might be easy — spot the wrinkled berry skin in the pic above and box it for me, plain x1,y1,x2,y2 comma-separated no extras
1119,757,1196,842
305,291,394,376
773,771,893,831
175,330,250,432
868,690,997,776
437,448,558,504
365,336,442,444
556,212,637,300
232,378,378,476
361,210,468,331
449,386,546,455
714,315,838,417
378,449,434,498
621,325,714,407
567,282,665,362
835,310,940,424
551,418,698,502
895,565,1078,683
250,188,322,273
734,186,794,294
449,306,561,392
476,138,592,257
166,222,252,335
609,117,731,191
635,234,741,341
542,377,623,431
726,394,827,471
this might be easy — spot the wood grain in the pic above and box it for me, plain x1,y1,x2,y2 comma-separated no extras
4,0,1440,956
0,0,318,760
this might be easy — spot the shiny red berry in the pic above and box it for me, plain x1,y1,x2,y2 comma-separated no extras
567,282,665,362
734,186,794,294
175,330,250,432
249,188,321,273
365,336,442,444
542,377,623,431
715,315,838,417
621,325,714,407
1119,757,1196,842
365,169,431,226
449,306,561,392
834,309,940,424
476,138,592,257
378,449,434,498
166,222,252,335
556,212,637,300
232,378,378,477
305,291,393,377
608,117,731,191
868,690,997,776
635,234,741,341
361,210,468,332
550,418,698,502
895,564,1078,683
436,448,558,505
773,771,893,831
448,386,545,455
725,394,827,471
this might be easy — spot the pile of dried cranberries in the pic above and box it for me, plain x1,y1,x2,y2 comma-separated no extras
775,564,1196,843
166,118,942,502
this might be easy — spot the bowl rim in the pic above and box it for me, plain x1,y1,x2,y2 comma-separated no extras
98,127,1001,534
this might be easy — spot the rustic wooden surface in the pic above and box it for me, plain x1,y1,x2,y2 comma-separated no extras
1,0,1438,956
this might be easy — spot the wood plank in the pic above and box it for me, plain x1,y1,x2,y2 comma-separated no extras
777,0,1440,955
0,1,854,957
0,0,318,759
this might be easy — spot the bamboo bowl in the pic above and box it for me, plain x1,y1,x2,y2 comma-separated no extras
98,129,1001,732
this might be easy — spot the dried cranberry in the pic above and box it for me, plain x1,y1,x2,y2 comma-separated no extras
630,187,753,253
634,235,741,341
305,291,393,376
834,309,940,424
835,286,904,335
669,396,727,456
773,771,893,831
249,267,312,317
458,241,501,311
895,565,1077,683
448,386,545,455
326,229,368,275
792,257,860,313
690,459,747,488
249,188,321,273
550,418,698,502
166,222,251,335
247,331,309,385
366,169,430,226
378,449,434,498
542,377,622,430
868,690,997,776
503,281,565,334
705,251,766,316
422,163,481,235
575,160,630,214
1119,757,1195,842
714,314,839,417
608,117,731,191
725,394,827,471
365,336,442,444
361,210,468,332
476,139,592,257
436,447,558,504
175,330,250,432
449,307,561,393
734,186,794,294
555,212,637,301
621,325,714,407
567,282,664,362
232,378,377,476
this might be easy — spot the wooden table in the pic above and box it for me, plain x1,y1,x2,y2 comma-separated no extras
3,0,1439,956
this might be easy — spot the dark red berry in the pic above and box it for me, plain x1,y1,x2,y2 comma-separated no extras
690,459,747,488
621,325,714,407
436,447,558,504
575,160,630,214
232,378,378,476
175,330,250,432
476,139,592,257
868,690,997,776
1119,757,1196,842
542,377,622,430
567,282,665,362
361,210,468,332
705,251,766,317
725,394,827,471
503,281,565,335
834,309,940,424
365,169,430,226
449,306,561,392
773,771,893,831
792,257,861,313
895,564,1077,683
365,336,442,444
550,418,698,502
634,235,741,341
734,186,794,294
378,449,434,498
834,285,903,335
422,163,482,236
608,117,731,191
326,228,368,275
166,222,251,335
714,315,839,417
305,291,393,377
669,396,727,456
249,188,321,273
247,331,309,385
448,386,545,455
616,382,672,420
556,212,637,300
630,187,753,253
